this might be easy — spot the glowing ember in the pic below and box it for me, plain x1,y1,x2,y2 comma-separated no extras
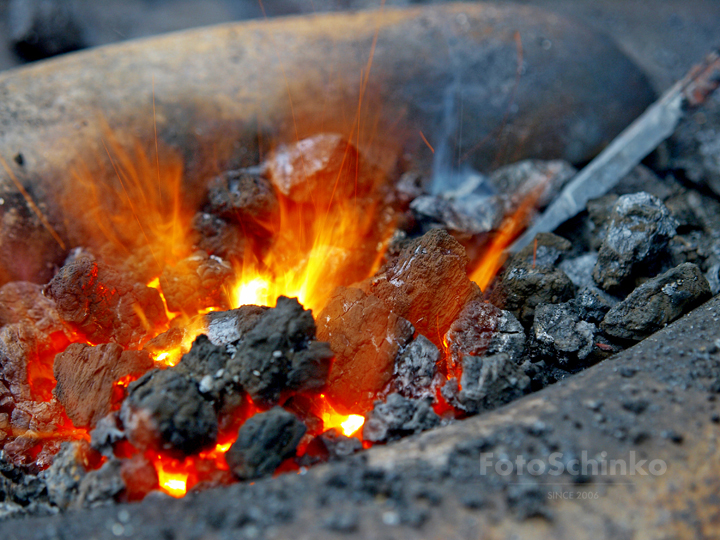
319,396,365,437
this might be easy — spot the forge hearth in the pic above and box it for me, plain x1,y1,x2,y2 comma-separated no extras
2,3,720,539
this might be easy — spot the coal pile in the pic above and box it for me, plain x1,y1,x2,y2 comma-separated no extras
1,119,720,523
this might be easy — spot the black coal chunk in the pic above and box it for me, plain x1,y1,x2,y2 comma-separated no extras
513,232,571,267
173,335,239,410
160,251,234,314
498,235,575,326
54,343,153,429
225,407,306,480
602,262,712,341
393,335,440,400
229,297,333,406
89,413,125,457
362,393,440,443
574,286,618,323
203,305,268,346
520,359,570,392
671,90,720,198
446,299,525,374
442,353,530,414
120,369,217,457
206,170,279,229
592,192,678,293
317,287,414,413
530,302,598,369
189,212,246,260
44,259,167,348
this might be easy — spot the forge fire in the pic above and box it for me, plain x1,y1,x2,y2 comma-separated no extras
1,108,719,516
0,129,548,506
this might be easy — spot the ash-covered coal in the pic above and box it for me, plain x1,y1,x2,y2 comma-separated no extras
392,335,440,400
121,369,218,458
203,305,268,346
230,296,333,406
317,286,414,413
225,407,306,481
445,298,525,374
592,192,678,293
362,393,440,443
45,259,167,348
442,353,530,415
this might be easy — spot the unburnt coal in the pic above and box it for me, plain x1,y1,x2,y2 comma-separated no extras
317,287,414,413
442,353,530,415
530,302,598,369
671,90,720,197
362,393,440,443
45,259,167,348
160,251,234,314
54,343,153,428
592,192,678,293
121,369,218,458
498,239,575,326
366,229,474,348
574,286,618,324
42,441,89,510
602,262,712,340
75,459,124,509
314,429,363,461
225,407,306,481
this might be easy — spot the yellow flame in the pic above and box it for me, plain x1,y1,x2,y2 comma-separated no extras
340,415,365,437
321,408,365,437
156,465,188,498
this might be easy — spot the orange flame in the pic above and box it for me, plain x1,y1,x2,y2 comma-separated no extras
470,186,545,291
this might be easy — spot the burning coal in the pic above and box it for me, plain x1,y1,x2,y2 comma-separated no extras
3,116,709,513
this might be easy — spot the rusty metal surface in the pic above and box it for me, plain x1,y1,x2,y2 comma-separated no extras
3,293,720,540
0,2,653,284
